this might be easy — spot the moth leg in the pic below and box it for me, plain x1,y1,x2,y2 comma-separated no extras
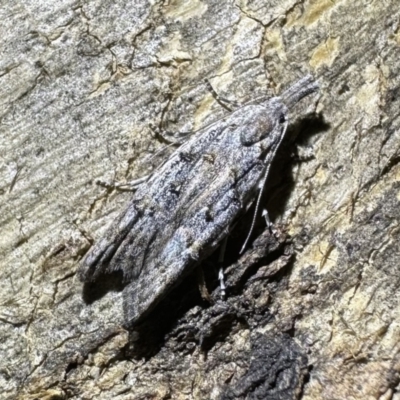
262,208,272,229
262,208,278,236
218,236,228,298
96,175,149,192
196,266,212,303
149,122,192,145
205,79,240,111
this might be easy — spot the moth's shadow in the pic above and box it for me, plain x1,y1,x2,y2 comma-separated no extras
81,271,125,304
81,264,211,359
80,113,329,359
125,269,210,358
264,113,329,220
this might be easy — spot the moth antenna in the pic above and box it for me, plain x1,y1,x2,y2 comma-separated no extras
240,121,288,254
148,141,177,163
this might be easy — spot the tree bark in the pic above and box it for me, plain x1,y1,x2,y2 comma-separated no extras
1,0,399,399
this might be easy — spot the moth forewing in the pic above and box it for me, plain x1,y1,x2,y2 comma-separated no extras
78,200,143,282
78,75,319,326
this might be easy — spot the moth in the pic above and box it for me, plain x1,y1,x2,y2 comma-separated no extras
79,75,318,326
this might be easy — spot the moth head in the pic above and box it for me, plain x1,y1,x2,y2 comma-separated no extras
240,99,288,146
240,75,318,147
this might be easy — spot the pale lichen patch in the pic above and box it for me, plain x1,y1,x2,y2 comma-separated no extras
293,0,337,27
309,37,339,69
164,0,208,22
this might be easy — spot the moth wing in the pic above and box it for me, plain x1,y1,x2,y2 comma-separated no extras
78,200,144,282
122,168,243,326
78,117,231,283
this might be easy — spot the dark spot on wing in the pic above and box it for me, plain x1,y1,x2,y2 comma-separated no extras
179,151,195,162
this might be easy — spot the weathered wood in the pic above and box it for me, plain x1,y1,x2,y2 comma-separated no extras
1,1,399,399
